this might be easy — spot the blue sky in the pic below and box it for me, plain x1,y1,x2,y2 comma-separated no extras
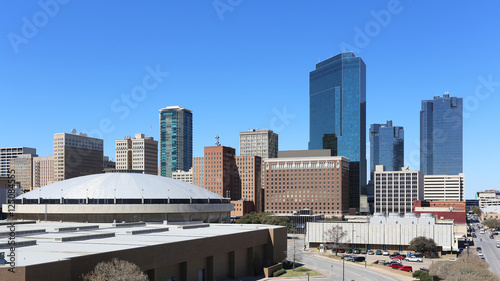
1,1,499,199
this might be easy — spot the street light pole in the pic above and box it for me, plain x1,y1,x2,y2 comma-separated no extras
343,257,345,281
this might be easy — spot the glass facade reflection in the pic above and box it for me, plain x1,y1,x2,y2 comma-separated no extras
159,106,193,177
370,120,404,181
420,93,463,175
309,52,366,210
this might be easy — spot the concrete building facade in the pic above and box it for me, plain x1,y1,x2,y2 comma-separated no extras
53,133,103,182
476,190,500,208
116,133,158,175
0,147,36,177
373,165,424,214
413,200,466,223
33,155,55,189
11,154,36,191
264,156,350,215
424,174,465,201
239,129,278,159
159,106,193,178
306,213,457,252
172,169,193,183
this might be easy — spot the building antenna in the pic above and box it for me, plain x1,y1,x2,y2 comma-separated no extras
267,115,270,130
149,123,152,137
215,135,221,146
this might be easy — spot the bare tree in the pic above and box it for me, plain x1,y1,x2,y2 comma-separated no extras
324,225,348,256
285,237,302,271
81,258,149,281
430,255,500,281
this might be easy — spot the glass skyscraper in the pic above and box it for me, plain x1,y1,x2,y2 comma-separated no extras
420,93,463,175
159,106,193,177
369,120,404,180
309,52,366,210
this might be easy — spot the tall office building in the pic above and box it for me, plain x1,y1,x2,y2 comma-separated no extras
239,129,278,158
0,147,37,177
420,93,463,175
53,133,103,181
309,52,366,210
424,174,465,201
370,120,404,180
115,133,158,175
33,155,55,189
159,106,193,177
235,155,262,213
11,154,36,191
203,146,237,200
373,165,424,214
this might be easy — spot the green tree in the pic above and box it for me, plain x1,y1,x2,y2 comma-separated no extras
235,212,296,232
472,206,481,215
482,218,500,230
408,236,438,257
81,258,148,281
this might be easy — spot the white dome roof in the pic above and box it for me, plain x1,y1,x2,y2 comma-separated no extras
19,173,222,200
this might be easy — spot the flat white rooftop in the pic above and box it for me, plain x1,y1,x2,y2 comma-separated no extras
0,221,279,267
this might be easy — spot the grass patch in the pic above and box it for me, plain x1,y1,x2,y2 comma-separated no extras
278,266,322,277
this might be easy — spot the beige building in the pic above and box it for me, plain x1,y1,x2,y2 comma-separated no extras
374,165,424,214
476,190,500,208
116,133,158,175
239,129,278,158
33,155,55,189
264,156,350,215
424,173,465,201
53,133,103,181
236,155,262,213
0,147,36,177
192,157,204,187
11,154,36,191
172,168,193,183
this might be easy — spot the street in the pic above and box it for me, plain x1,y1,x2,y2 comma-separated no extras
472,225,500,277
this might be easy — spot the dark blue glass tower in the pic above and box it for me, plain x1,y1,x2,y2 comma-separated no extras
420,93,463,175
370,120,404,180
309,52,366,210
159,106,193,177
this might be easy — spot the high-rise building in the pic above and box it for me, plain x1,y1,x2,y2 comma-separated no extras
370,120,404,180
239,129,278,158
309,52,367,210
424,174,465,201
235,155,262,212
159,106,193,177
11,154,36,191
53,133,103,181
203,146,237,200
33,155,55,189
420,93,463,175
373,165,424,214
0,147,36,177
115,133,158,175
264,155,350,215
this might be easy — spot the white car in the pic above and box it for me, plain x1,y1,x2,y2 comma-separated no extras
382,250,390,256
478,251,484,256
405,256,423,262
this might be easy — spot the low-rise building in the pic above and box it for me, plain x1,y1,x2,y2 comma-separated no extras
413,200,466,223
306,213,457,253
172,169,193,183
476,190,500,208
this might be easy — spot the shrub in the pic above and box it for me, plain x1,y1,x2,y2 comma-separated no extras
273,268,286,277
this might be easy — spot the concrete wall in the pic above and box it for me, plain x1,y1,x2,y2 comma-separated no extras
0,225,287,281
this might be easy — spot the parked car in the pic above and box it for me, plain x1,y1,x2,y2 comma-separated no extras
346,249,353,254
490,235,494,239
353,256,366,262
368,250,375,255
477,247,482,251
382,250,390,256
389,252,400,257
473,233,477,238
399,266,413,272
353,248,360,254
338,248,345,253
360,249,367,254
478,251,484,256
391,255,405,260
388,263,402,269
420,267,429,272
405,256,423,262
341,254,354,261
375,250,382,255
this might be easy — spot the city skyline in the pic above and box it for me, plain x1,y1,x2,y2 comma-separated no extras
2,1,500,199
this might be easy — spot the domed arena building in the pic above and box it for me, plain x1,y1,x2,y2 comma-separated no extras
5,173,233,223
